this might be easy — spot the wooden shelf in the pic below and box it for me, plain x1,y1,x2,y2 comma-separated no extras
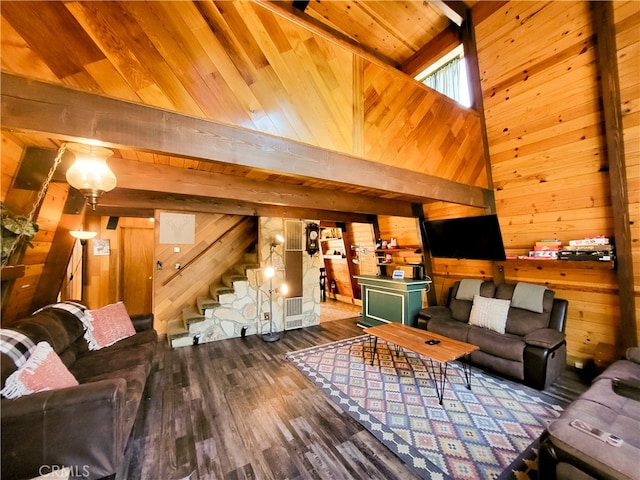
375,247,421,253
1,264,26,280
499,258,615,270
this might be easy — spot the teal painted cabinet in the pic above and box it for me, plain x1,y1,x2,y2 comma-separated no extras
354,275,431,328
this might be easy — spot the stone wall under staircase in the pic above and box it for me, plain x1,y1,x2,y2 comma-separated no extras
167,252,262,348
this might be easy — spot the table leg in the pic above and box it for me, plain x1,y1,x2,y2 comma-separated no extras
461,355,473,390
369,335,378,366
428,359,449,405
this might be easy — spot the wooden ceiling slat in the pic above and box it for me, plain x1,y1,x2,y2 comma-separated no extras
1,2,105,78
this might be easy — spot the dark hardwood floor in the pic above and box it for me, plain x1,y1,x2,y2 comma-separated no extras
119,318,589,480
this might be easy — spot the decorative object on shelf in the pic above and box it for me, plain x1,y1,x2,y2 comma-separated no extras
65,143,117,210
306,223,320,256
263,234,288,342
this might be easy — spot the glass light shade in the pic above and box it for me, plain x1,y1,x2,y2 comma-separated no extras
264,266,275,278
65,144,116,210
274,233,285,244
70,230,97,240
279,283,288,295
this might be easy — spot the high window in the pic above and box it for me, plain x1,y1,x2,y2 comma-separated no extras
415,45,471,108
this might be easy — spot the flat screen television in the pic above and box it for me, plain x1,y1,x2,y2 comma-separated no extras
422,214,506,261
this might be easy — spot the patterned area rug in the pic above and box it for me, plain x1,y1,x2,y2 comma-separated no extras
286,335,564,480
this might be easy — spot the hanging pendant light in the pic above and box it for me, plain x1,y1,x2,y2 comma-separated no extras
65,143,117,210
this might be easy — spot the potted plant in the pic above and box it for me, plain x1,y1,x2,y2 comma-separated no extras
1,202,39,265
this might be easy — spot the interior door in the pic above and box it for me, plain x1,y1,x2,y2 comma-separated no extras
122,226,154,315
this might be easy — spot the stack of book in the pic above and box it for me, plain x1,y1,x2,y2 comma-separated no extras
559,237,614,262
528,239,562,259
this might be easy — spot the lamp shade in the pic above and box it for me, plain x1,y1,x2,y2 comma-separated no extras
70,230,97,240
66,144,116,210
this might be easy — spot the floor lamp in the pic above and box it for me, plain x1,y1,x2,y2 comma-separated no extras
263,234,288,342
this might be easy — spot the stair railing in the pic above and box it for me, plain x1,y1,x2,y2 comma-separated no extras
161,218,251,287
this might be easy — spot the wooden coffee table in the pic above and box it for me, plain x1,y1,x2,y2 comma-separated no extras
363,323,479,405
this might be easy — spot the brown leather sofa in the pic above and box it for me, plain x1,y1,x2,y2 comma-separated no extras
1,305,157,480
418,280,568,389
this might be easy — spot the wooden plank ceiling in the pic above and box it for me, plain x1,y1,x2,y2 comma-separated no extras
1,0,484,218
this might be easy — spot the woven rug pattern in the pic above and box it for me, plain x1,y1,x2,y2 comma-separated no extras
286,335,564,480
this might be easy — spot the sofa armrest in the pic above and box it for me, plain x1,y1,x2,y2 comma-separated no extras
130,313,154,332
525,328,565,349
1,378,127,480
612,377,640,401
418,306,451,322
626,347,640,364
549,298,568,332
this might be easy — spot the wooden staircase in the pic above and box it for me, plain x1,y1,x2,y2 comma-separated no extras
167,252,260,348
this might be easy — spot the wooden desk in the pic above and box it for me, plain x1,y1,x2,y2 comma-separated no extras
363,323,479,404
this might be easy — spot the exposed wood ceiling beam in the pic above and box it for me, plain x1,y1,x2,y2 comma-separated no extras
1,73,491,209
401,25,460,78
96,189,373,224
258,1,398,68
427,1,465,27
106,157,416,217
291,0,310,12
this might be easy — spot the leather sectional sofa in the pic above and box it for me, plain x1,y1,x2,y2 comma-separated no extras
1,304,156,480
539,347,640,480
418,279,568,389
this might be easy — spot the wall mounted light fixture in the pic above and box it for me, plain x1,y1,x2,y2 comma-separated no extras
65,143,117,210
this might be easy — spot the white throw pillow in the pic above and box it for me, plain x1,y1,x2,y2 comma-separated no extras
468,295,511,334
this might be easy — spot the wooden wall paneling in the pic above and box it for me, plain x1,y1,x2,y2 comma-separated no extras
474,1,629,361
352,55,364,157
1,265,44,325
28,183,79,311
1,132,23,201
377,215,420,248
361,60,487,189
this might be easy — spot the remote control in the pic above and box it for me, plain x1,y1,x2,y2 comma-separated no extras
570,419,623,447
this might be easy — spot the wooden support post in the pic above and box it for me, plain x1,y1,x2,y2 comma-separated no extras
591,1,637,351
412,203,437,306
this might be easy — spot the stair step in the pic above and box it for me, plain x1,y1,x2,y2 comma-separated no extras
233,262,260,275
244,251,258,265
167,318,190,348
167,318,188,337
222,273,248,288
196,296,220,315
182,306,205,326
210,283,234,301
